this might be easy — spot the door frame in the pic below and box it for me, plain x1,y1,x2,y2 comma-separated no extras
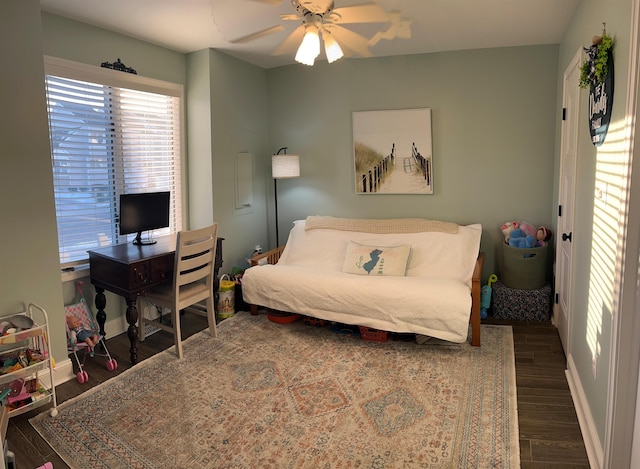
554,49,581,356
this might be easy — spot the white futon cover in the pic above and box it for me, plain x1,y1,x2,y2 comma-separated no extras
242,218,482,343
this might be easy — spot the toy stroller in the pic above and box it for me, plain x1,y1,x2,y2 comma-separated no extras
64,281,118,383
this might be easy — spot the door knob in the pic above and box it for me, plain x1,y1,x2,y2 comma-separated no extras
562,232,572,242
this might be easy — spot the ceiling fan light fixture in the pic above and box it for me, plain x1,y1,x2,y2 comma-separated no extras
295,25,320,66
323,31,344,63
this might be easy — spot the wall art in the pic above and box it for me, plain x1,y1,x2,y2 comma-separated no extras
352,108,433,194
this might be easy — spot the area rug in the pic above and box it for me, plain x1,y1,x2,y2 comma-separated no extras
31,314,519,468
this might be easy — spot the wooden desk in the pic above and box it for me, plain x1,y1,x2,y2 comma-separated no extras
88,235,223,365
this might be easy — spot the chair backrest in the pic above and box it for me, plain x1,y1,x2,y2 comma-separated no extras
173,223,218,297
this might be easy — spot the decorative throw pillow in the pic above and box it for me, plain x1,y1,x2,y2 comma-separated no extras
342,241,411,276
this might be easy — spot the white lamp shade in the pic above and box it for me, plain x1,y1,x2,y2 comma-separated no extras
295,26,320,66
323,32,344,64
272,154,300,179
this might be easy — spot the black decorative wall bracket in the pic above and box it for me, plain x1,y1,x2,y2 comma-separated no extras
100,58,137,74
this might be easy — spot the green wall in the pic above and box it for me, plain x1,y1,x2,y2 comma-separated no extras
186,49,270,272
41,12,186,85
0,1,67,362
266,46,559,277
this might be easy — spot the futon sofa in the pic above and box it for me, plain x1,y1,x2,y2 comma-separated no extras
242,216,484,345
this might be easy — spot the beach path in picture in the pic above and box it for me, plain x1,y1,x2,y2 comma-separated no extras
353,108,433,194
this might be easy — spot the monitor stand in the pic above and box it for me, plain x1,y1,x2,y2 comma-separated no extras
132,231,157,246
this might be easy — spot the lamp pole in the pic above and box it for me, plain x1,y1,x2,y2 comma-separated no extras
274,147,287,247
272,147,299,248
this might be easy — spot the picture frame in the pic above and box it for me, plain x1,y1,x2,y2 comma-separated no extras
352,108,433,194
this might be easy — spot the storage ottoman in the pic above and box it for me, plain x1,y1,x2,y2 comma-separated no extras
492,280,552,321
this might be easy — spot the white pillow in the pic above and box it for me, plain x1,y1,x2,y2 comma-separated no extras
342,241,411,276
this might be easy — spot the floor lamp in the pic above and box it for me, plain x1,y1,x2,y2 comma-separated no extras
272,147,300,246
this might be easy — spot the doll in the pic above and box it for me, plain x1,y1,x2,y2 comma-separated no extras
536,226,553,247
66,315,99,348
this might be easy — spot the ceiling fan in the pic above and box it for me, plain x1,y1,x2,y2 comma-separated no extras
228,0,412,66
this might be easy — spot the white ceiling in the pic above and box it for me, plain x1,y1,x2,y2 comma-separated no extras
39,0,581,69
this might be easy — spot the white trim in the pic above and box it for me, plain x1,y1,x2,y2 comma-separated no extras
555,47,582,356
38,358,75,389
567,355,604,468
43,56,183,98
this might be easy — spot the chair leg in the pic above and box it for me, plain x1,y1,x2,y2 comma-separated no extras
172,303,183,359
206,296,217,338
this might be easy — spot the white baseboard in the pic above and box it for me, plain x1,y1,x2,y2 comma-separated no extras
37,357,75,390
566,354,603,469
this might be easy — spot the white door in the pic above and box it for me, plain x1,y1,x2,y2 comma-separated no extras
554,50,580,355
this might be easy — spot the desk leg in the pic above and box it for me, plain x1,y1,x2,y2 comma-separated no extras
94,286,107,340
125,297,139,365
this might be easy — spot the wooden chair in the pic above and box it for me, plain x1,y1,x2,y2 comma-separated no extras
138,223,218,358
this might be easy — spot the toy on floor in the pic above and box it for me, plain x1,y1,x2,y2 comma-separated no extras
481,274,498,319
65,281,118,383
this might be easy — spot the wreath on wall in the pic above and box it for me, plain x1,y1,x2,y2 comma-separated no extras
579,24,615,146
579,27,613,89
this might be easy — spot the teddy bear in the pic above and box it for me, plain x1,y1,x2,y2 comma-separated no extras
508,228,536,248
500,221,519,243
535,226,553,247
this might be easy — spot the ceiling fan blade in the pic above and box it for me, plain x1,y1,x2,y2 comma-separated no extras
298,0,335,14
271,25,306,56
368,11,412,46
328,3,390,24
281,14,302,21
230,24,285,44
326,24,372,57
397,19,412,40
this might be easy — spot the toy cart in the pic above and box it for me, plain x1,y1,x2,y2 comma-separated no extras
0,303,58,418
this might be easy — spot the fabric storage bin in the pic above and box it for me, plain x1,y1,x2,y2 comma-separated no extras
492,281,552,321
500,243,548,290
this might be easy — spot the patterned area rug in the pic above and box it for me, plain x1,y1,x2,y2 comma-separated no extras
31,314,519,468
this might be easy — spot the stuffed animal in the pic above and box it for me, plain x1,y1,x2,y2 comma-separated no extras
519,221,537,238
508,229,536,248
500,221,519,243
536,226,553,247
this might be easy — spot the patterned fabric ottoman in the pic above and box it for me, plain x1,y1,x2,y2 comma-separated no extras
492,281,552,321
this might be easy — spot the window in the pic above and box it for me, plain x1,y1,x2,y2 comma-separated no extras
44,57,184,265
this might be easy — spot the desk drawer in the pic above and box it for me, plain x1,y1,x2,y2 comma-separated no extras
150,255,173,284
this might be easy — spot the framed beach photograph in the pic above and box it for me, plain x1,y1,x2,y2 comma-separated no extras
352,108,433,194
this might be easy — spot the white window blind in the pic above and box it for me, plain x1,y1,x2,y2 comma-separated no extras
44,58,183,265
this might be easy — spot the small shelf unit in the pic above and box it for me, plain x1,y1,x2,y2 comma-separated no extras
0,303,58,419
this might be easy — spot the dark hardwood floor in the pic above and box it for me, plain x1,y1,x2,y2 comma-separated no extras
6,313,589,468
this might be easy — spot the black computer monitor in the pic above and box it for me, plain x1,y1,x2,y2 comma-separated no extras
119,191,170,245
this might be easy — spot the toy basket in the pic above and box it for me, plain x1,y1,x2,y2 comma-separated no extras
359,326,388,342
500,243,548,290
